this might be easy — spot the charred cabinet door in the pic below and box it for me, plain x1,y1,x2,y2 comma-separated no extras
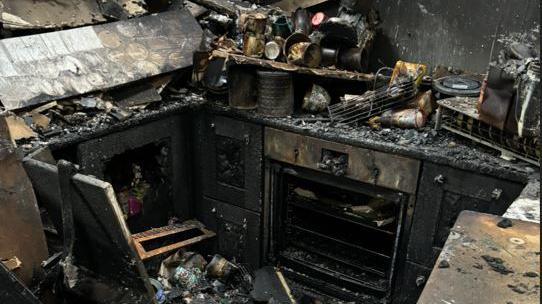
197,197,261,268
200,115,263,212
407,162,525,267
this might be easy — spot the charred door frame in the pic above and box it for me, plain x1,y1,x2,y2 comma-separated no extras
263,160,414,302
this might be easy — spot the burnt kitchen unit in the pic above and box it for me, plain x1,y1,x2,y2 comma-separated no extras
190,114,526,303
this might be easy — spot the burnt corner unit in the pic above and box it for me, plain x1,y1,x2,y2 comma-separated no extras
263,128,420,303
76,115,192,232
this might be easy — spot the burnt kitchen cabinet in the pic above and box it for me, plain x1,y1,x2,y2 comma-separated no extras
407,162,525,267
196,196,261,268
196,114,263,212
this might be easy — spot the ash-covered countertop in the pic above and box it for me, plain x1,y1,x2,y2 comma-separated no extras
206,102,537,183
42,94,537,183
45,94,205,151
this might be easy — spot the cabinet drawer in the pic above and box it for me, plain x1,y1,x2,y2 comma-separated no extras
264,128,420,194
196,196,261,268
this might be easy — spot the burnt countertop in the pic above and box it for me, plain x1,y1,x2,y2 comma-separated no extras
42,94,537,183
45,94,205,151
205,102,537,183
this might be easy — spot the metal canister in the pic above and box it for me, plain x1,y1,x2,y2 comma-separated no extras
228,65,257,109
283,32,310,57
243,13,267,35
243,32,265,57
257,70,294,117
265,40,282,60
293,7,311,35
287,42,322,68
380,108,427,129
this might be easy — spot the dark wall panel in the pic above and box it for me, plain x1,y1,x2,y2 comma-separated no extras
370,0,540,72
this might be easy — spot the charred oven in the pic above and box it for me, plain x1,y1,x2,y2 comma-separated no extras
263,128,420,303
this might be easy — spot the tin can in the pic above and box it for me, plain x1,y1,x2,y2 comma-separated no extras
257,70,294,117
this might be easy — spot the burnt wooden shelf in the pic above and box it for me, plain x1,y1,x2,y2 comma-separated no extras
211,49,376,82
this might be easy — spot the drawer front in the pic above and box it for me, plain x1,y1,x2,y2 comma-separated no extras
199,115,263,212
264,128,421,194
196,196,261,268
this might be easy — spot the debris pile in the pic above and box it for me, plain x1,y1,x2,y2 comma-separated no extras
150,252,253,304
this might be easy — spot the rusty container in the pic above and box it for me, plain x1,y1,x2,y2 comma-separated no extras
243,13,268,35
287,42,321,68
228,65,257,109
283,32,310,57
380,108,427,129
243,32,265,57
257,70,294,117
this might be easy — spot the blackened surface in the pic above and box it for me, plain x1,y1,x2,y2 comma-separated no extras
76,115,192,222
0,263,40,304
392,261,431,304
370,0,540,72
196,114,263,212
407,162,525,268
206,102,533,183
47,96,204,151
195,196,261,268
216,136,245,189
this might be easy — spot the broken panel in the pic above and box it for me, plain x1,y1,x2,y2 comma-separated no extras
23,159,154,303
0,138,48,286
0,9,202,110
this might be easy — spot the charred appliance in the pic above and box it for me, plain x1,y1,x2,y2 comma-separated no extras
264,128,420,303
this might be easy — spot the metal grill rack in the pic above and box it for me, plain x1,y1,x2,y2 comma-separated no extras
435,97,540,166
327,80,417,125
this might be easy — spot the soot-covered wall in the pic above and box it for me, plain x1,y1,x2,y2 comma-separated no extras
370,0,540,73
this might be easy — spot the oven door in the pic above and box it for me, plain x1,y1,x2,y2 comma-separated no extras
265,162,408,303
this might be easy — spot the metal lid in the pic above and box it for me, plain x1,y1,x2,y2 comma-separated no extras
433,75,482,97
